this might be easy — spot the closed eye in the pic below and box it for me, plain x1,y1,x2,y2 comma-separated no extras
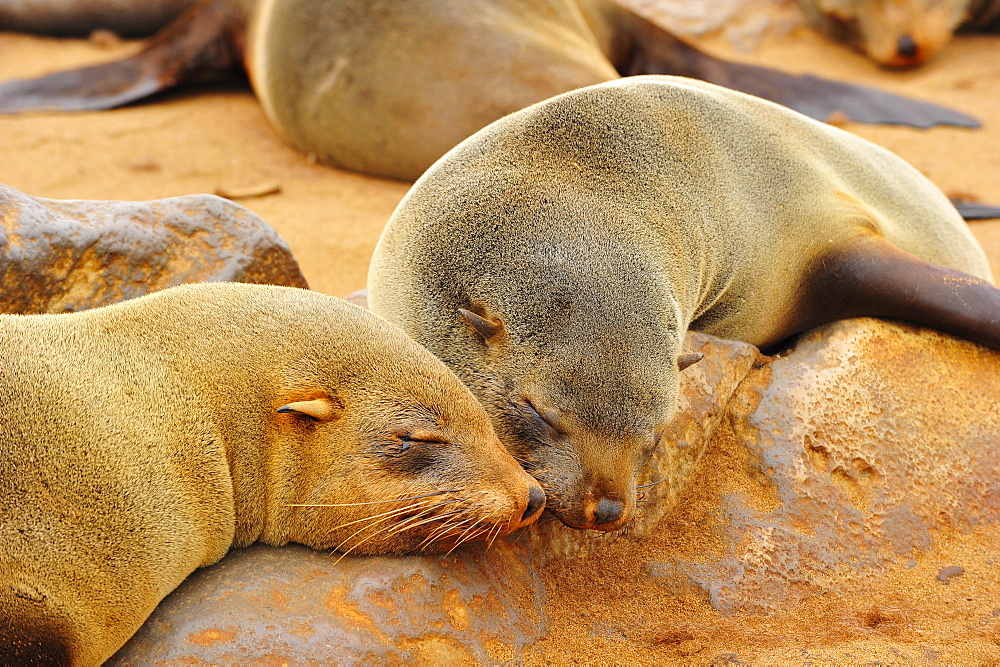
522,398,561,435
396,432,449,451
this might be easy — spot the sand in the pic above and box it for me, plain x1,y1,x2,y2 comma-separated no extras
1,11,998,663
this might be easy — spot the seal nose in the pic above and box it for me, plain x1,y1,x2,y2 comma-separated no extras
522,484,546,522
897,34,918,60
593,498,624,527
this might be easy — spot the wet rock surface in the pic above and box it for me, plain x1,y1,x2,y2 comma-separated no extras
0,184,307,313
111,540,544,664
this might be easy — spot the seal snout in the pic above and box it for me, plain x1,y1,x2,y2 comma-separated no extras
897,34,918,60
575,495,628,532
593,498,624,527
522,484,546,523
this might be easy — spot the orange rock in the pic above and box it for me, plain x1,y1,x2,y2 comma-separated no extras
0,183,307,314
649,318,1000,612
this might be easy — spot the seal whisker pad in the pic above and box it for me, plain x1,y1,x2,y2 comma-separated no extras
0,282,544,664
367,75,1000,533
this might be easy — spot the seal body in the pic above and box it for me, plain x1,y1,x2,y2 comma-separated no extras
367,75,999,532
0,0,980,181
0,282,543,664
246,0,617,180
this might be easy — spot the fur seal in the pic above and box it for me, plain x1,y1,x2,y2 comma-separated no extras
366,75,1000,533
798,0,1000,67
0,282,545,664
0,0,981,181
0,0,194,37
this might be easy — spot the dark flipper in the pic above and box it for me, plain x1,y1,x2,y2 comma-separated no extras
793,233,1000,350
0,0,243,114
607,4,980,129
951,199,1000,221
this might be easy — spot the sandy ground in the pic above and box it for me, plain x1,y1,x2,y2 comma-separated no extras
1,12,999,664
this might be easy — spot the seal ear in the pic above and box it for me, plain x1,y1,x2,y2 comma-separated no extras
677,353,704,371
277,398,338,423
459,308,504,344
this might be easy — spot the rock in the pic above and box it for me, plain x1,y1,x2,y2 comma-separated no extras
652,318,1000,613
110,540,544,663
624,0,806,50
0,184,307,313
345,288,369,308
937,565,966,584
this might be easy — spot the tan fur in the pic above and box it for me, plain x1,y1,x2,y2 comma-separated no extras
798,0,1000,66
0,282,541,664
247,0,617,181
367,75,991,532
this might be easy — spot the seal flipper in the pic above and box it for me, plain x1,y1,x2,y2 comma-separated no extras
790,234,1000,350
601,1,980,129
0,0,243,113
951,199,1000,221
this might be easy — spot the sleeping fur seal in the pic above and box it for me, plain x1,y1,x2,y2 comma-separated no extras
0,282,544,664
0,0,981,181
799,0,1000,67
367,75,1000,532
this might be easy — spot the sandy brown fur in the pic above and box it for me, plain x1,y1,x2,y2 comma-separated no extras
798,0,1000,66
368,75,995,532
0,282,540,664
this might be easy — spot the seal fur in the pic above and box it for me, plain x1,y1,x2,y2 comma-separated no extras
0,0,981,181
0,282,544,664
799,0,1000,67
367,75,1000,532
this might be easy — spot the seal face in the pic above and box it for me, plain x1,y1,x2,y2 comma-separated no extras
797,0,971,66
798,0,1000,67
0,282,543,664
368,75,1000,532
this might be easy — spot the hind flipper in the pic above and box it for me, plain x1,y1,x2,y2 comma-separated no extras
951,199,1000,221
790,234,1000,350
602,2,980,129
0,0,243,113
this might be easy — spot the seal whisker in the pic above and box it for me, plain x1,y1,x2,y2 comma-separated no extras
428,515,485,552
444,517,496,555
332,507,444,563
445,527,488,555
485,521,505,551
285,489,458,508
636,478,664,490
445,520,492,556
375,502,472,546
328,498,449,553
511,455,541,471
419,515,472,550
324,497,446,533
389,508,467,538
